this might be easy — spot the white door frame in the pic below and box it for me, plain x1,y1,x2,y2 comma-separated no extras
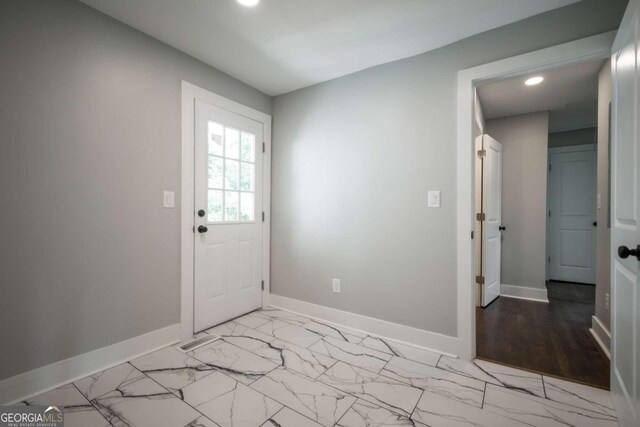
456,32,615,360
180,81,272,339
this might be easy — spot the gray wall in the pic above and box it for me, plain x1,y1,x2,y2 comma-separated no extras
486,113,550,291
596,59,612,331
549,127,597,148
271,0,626,337
0,0,271,380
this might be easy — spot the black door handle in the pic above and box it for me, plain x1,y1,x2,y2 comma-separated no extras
618,245,640,260
197,225,208,233
499,226,506,231
593,221,597,227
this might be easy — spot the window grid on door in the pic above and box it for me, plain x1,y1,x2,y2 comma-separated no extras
207,121,255,223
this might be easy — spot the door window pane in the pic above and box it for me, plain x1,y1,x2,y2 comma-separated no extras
225,159,239,190
208,156,223,189
208,190,223,222
240,162,254,191
240,192,255,221
208,122,223,156
241,132,255,162
225,191,239,221
206,123,257,223
225,128,240,159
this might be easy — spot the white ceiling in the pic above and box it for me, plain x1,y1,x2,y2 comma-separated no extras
79,0,579,96
477,59,605,133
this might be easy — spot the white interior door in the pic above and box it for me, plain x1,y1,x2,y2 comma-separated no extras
481,134,502,307
611,0,640,424
548,145,597,284
194,100,263,332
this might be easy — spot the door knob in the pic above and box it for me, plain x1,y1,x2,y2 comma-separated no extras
499,226,506,231
197,225,208,233
593,221,597,227
618,244,640,260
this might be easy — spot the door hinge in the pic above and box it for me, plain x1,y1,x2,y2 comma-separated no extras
475,275,485,285
548,210,551,217
549,164,552,171
477,149,486,158
471,231,474,239
262,211,265,222
263,142,266,153
261,280,264,291
548,256,551,263
476,213,486,221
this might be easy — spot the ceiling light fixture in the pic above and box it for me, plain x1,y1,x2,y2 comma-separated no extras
525,76,544,86
237,0,259,7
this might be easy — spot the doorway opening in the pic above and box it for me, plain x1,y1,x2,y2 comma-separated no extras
472,56,609,388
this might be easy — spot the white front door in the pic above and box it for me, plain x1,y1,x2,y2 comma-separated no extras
194,100,263,332
548,145,597,284
611,0,640,424
481,134,502,307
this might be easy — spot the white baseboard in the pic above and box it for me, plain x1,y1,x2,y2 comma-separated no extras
590,315,611,359
500,284,549,303
269,294,458,357
0,323,181,405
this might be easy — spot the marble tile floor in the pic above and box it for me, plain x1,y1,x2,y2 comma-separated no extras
23,308,618,427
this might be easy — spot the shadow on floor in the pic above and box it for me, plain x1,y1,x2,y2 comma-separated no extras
476,281,610,389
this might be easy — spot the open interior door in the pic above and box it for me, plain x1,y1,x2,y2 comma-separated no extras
479,134,503,307
611,0,640,424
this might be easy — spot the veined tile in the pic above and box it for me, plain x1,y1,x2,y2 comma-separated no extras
233,313,273,329
182,371,281,427
360,336,441,367
309,336,391,372
483,384,619,426
336,399,418,427
250,368,356,427
382,357,485,408
412,389,521,427
256,319,323,348
206,321,276,347
303,320,366,344
543,376,616,418
261,407,323,427
318,362,422,417
250,339,337,379
130,346,215,396
251,308,310,326
437,357,545,397
74,363,147,401
187,416,221,427
190,341,279,384
24,383,110,427
82,365,201,427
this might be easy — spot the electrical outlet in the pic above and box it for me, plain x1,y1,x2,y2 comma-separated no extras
332,279,341,293
606,293,610,311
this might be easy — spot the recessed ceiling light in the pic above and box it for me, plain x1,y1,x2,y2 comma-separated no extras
237,0,259,7
525,76,544,86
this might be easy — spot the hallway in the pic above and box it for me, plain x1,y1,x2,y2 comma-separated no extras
476,281,609,389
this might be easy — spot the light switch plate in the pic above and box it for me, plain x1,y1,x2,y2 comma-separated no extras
163,191,175,208
428,190,441,208
332,279,341,293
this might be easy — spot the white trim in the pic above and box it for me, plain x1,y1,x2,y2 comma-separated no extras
548,143,597,154
0,323,180,405
590,315,611,359
269,294,459,357
181,81,272,339
500,284,549,303
456,31,616,360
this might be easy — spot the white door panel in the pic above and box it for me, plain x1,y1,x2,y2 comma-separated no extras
194,100,263,332
548,147,597,284
481,134,502,307
611,0,640,424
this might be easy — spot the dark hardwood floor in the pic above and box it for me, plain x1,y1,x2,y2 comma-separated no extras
476,281,610,389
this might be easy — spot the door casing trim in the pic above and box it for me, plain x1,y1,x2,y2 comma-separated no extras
181,81,272,339
456,32,615,360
